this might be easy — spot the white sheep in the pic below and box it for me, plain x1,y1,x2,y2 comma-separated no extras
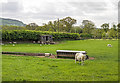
13,44,15,46
45,53,51,57
33,41,36,43
107,44,112,47
13,42,17,44
9,42,12,44
1,43,4,45
40,44,42,46
75,53,89,65
38,41,40,43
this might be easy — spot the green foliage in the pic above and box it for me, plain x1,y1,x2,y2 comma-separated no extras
41,17,77,33
71,26,83,34
101,23,109,32
112,24,117,31
60,17,77,32
101,28,118,39
2,30,41,41
81,20,96,34
102,32,106,39
82,20,96,29
2,30,80,41
80,33,92,39
107,29,117,39
91,29,103,39
82,27,93,34
1,17,119,40
26,23,39,30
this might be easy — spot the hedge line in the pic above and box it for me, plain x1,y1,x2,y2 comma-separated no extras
80,33,93,39
2,30,80,41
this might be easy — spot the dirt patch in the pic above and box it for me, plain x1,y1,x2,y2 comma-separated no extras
36,56,45,58
49,55,95,60
3,54,24,56
89,57,95,60
49,55,57,58
3,54,95,60
2,52,45,56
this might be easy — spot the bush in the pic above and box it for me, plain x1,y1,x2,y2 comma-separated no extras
2,30,80,41
2,30,41,41
80,33,92,39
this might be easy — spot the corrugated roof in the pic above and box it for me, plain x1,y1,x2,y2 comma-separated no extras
56,50,86,53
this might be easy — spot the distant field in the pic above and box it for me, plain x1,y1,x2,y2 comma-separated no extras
2,39,118,81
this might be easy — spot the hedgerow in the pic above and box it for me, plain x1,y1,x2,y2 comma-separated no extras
2,30,80,41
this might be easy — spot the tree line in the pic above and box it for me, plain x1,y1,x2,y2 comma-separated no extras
1,16,119,39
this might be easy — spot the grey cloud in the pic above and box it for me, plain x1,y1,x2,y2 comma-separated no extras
1,1,23,13
38,2,75,16
68,2,107,13
118,1,120,23
0,0,118,27
25,2,76,19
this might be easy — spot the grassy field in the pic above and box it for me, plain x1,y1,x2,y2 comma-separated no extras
2,39,118,81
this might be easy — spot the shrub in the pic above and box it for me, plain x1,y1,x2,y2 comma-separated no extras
80,33,92,39
2,30,80,41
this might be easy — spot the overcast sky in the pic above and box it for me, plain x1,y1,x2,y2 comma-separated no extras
0,0,119,28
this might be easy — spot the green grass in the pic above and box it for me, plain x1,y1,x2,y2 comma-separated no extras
2,39,118,81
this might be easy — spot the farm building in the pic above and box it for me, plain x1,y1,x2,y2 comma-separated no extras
56,50,87,58
39,35,55,44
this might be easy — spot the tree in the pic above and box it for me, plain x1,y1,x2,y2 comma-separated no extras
26,23,39,30
117,23,120,32
60,17,77,32
28,23,38,27
112,24,117,31
102,32,106,39
91,29,102,39
101,23,109,32
117,23,120,29
43,20,61,32
42,23,50,31
107,28,117,39
82,20,96,34
35,26,44,31
58,20,66,32
41,17,77,32
82,20,96,29
48,21,57,32
71,26,83,33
